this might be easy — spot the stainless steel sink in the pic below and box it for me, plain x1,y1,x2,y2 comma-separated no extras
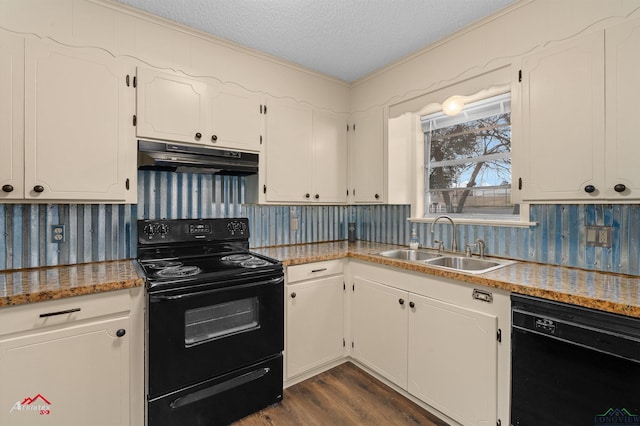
424,256,514,274
376,249,442,261
374,249,515,274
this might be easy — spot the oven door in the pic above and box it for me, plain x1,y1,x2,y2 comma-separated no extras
147,273,284,398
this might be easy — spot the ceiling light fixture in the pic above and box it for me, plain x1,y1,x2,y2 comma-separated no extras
442,95,465,116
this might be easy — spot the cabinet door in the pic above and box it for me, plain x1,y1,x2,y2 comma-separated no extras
351,276,407,389
209,84,262,152
286,275,344,378
605,18,640,199
349,108,384,203
0,317,130,426
24,40,134,201
311,110,348,203
408,293,497,426
0,32,23,200
264,98,313,202
520,31,605,201
137,67,208,145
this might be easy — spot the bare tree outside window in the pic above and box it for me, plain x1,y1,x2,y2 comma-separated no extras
423,94,515,217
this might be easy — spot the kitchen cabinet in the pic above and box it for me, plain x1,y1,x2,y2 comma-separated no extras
0,35,136,202
136,67,263,152
263,97,347,203
285,260,345,381
351,275,408,389
349,261,508,425
408,293,498,426
348,107,384,203
0,33,23,200
519,18,640,202
0,288,144,426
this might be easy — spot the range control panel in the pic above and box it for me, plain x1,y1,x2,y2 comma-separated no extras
138,218,250,244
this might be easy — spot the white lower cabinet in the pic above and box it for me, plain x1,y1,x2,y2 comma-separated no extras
0,288,143,426
349,261,508,426
408,293,498,426
285,260,345,381
351,276,408,389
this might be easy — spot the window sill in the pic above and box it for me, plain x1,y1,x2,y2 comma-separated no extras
408,217,537,228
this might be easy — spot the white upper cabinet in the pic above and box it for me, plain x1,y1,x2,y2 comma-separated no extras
209,85,263,151
0,33,24,200
349,107,384,203
263,96,347,204
264,97,314,202
10,38,136,202
519,18,640,202
136,67,209,146
137,67,262,151
311,110,348,203
604,18,640,199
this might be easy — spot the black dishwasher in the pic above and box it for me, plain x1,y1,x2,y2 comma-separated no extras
511,295,640,426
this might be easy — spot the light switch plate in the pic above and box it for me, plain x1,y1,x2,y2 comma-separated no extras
51,224,65,243
585,225,611,248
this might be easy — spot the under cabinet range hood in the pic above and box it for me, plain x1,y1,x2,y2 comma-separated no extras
138,140,258,175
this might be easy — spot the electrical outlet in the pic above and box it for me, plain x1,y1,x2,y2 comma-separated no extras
51,225,65,243
291,217,299,231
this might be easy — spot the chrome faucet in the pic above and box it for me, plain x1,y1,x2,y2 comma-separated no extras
430,215,457,252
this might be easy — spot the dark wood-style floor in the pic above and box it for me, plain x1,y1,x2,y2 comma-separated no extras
233,362,449,426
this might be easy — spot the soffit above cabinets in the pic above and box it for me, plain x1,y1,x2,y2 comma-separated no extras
116,0,517,83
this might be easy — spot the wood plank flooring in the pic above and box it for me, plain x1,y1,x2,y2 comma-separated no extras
233,362,449,426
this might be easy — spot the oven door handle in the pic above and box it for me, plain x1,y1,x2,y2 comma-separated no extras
150,276,283,301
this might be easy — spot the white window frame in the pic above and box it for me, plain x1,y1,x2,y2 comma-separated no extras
403,83,533,227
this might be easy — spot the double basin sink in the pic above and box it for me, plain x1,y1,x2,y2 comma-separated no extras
374,249,515,274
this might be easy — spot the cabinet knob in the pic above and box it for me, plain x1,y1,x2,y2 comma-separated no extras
116,329,126,338
374,193,380,199
614,183,626,193
314,194,319,199
195,132,202,140
2,184,13,193
305,193,310,199
409,301,415,308
211,135,218,143
33,185,44,193
584,185,596,193
398,298,405,305
290,292,297,299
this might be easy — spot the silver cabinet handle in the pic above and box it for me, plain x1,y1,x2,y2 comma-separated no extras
472,289,493,303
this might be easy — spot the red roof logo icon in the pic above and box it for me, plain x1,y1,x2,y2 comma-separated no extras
21,394,51,406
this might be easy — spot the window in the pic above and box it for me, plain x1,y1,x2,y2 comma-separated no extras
422,93,517,219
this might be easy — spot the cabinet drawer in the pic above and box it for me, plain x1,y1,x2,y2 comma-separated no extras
287,260,344,284
0,289,131,336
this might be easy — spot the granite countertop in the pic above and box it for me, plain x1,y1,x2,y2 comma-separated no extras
254,241,640,318
0,260,144,307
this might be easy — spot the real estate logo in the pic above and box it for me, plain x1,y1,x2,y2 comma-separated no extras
8,393,52,416
594,408,640,425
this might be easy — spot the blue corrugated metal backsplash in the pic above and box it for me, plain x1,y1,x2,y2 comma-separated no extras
0,170,638,275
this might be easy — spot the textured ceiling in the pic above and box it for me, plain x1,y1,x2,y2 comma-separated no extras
117,0,517,82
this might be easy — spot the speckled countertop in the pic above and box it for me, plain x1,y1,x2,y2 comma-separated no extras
0,260,144,307
253,241,640,318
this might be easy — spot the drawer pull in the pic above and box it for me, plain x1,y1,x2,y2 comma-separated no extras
116,329,126,338
39,307,81,318
311,268,328,273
